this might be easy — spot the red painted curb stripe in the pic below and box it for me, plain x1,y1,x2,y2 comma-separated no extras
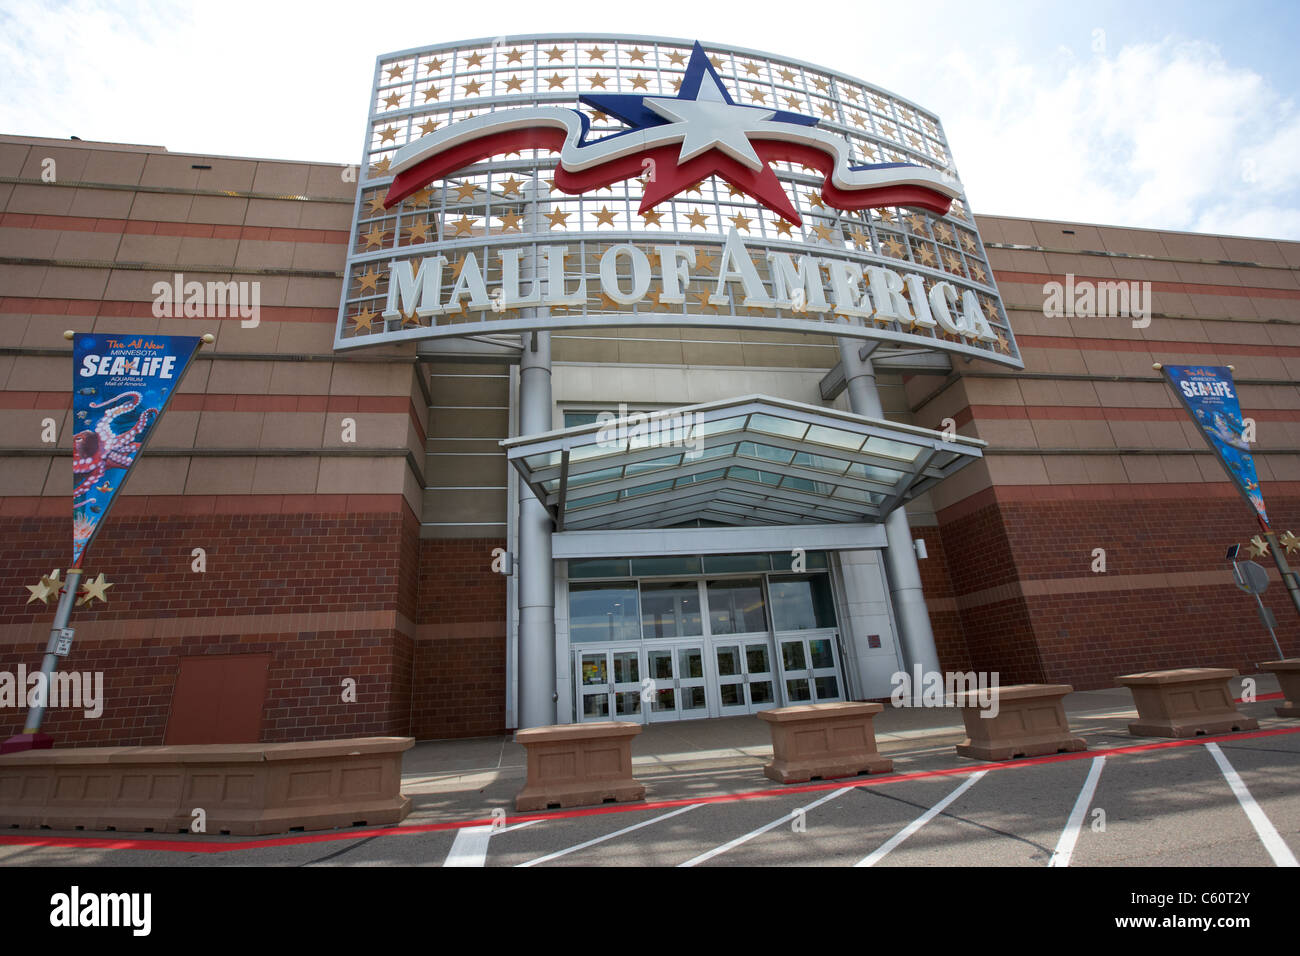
1237,692,1285,703
2,724,1296,855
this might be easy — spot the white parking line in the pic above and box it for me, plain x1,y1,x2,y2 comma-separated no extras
1048,756,1106,868
517,804,703,867
678,786,854,867
854,771,987,867
443,820,538,867
1206,742,1299,867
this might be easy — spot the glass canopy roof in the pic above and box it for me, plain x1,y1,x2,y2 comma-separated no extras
502,396,985,532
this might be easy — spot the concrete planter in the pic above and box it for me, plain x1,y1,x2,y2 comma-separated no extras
951,684,1087,761
758,702,893,783
0,737,413,835
1116,668,1259,738
514,721,645,811
1260,660,1300,718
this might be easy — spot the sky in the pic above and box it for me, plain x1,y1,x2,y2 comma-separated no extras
2,0,1298,240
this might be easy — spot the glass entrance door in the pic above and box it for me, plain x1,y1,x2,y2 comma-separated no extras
776,632,844,705
644,643,710,721
576,646,644,722
714,639,778,715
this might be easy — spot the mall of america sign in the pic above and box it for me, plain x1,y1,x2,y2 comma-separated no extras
334,35,1021,367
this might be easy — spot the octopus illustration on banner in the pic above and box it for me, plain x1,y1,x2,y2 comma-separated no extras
71,334,202,566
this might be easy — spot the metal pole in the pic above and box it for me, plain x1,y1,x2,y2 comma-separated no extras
837,338,942,675
1250,589,1284,660
516,179,556,728
23,567,82,735
1262,528,1300,628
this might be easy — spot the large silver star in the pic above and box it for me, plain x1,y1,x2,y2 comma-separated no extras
642,68,775,171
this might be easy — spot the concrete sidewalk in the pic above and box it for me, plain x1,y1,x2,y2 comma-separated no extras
397,674,1286,824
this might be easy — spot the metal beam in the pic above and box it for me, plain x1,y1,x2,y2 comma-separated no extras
552,523,888,559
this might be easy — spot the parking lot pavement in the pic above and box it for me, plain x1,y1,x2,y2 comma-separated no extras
2,683,1296,868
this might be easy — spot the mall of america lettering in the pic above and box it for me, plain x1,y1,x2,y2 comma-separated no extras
381,228,998,341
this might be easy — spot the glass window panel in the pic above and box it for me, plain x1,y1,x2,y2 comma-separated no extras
616,691,642,715
631,557,703,577
625,454,683,476
814,676,840,700
697,442,736,460
583,694,610,717
676,469,726,487
720,683,745,707
706,577,768,634
746,644,771,674
793,451,851,474
567,558,630,579
804,424,864,450
716,646,741,677
781,641,808,670
648,650,673,681
571,442,624,462
623,478,675,498
737,441,795,464
692,416,747,439
703,554,772,574
845,461,905,484
568,582,640,642
522,451,562,469
682,685,708,710
613,651,640,684
568,465,624,488
809,639,835,669
640,580,703,638
767,551,827,571
785,678,812,702
679,647,704,679
770,575,838,631
654,687,676,711
564,411,602,428
581,654,608,685
750,681,774,704
569,490,620,509
865,435,922,461
748,413,808,440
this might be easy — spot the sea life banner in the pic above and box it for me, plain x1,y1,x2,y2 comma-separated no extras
1161,364,1268,525
72,333,202,566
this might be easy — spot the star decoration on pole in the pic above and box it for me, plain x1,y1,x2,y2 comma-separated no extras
77,572,112,606
1280,530,1300,555
25,569,64,606
1248,535,1270,558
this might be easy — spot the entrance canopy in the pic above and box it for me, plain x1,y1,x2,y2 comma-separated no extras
502,395,984,532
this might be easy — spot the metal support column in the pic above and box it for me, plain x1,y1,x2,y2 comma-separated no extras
838,338,942,675
516,178,556,728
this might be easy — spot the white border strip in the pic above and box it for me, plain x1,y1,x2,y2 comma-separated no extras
854,770,986,867
1206,742,1298,867
1048,756,1106,868
678,787,852,867
517,803,702,867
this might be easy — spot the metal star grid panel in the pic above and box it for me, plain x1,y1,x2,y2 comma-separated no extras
334,33,1021,368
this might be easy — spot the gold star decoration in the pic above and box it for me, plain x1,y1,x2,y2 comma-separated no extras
667,51,687,66
465,52,485,68
906,214,926,233
845,87,860,102
743,61,760,77
77,572,112,606
784,95,802,110
849,228,870,249
729,213,752,232
806,191,825,209
355,268,382,293
545,73,567,89
505,48,525,64
25,569,63,605
627,47,647,63
671,78,683,92
971,263,987,283
448,215,477,237
545,209,570,229
370,155,391,174
362,225,387,249
747,89,767,104
812,223,835,242
463,80,483,96
693,290,718,313
365,194,387,215
544,45,567,61
453,181,478,201
819,103,836,118
497,212,524,232
934,222,954,243
645,250,661,269
352,308,378,333
916,245,936,266
995,331,1010,353
586,46,607,61
597,292,621,310
424,57,446,74
778,68,797,83
406,219,432,243
383,91,403,109
498,176,524,198
774,219,795,237
418,119,440,137
503,75,525,93
813,77,829,92
387,64,406,80
686,209,709,229
709,55,724,70
1280,530,1300,554
630,74,650,91
409,187,434,208
694,247,718,272
379,126,398,144
882,237,905,257
943,251,964,273
1248,535,1270,558
640,209,663,227
592,205,617,227
588,73,609,89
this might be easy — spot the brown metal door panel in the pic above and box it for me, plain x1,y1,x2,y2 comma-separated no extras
164,654,271,745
